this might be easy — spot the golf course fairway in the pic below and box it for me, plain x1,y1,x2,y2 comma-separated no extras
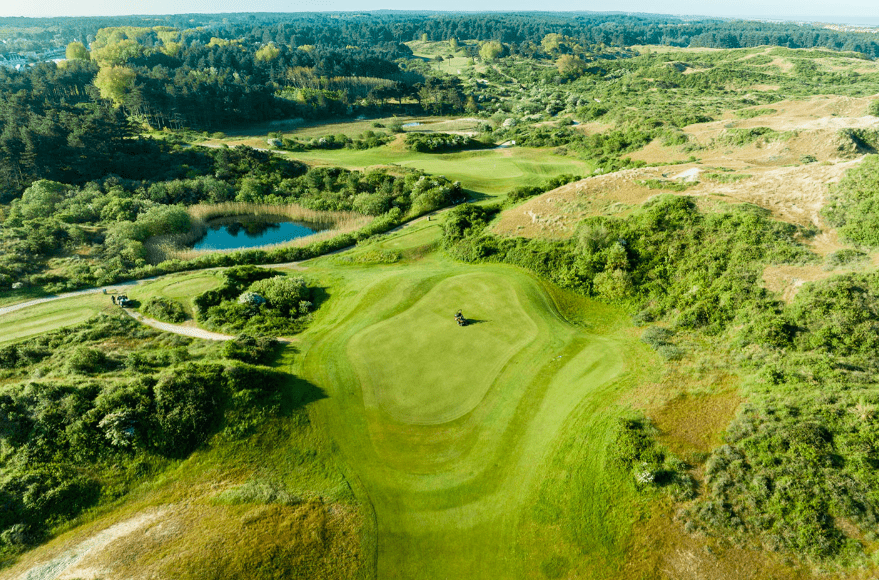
296,258,642,578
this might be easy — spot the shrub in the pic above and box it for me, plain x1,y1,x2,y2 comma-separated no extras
67,346,109,374
404,132,492,153
825,249,868,269
142,296,187,323
154,363,225,456
223,334,279,365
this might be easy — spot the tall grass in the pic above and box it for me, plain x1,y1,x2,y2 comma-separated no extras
145,203,372,263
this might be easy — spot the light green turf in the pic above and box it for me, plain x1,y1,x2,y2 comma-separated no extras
0,294,108,344
295,256,645,579
289,146,593,198
125,271,223,317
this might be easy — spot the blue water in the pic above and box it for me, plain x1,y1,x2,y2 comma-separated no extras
193,220,323,250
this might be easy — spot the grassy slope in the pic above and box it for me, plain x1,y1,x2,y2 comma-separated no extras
291,145,593,198
295,251,647,578
0,226,647,579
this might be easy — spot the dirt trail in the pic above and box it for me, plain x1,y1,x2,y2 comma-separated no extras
14,510,166,580
121,309,236,341
0,280,145,317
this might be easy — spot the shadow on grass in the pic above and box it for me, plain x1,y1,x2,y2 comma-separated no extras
310,285,331,312
280,375,328,415
461,188,491,202
462,318,488,325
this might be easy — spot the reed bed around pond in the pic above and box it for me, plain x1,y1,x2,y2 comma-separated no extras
145,202,372,263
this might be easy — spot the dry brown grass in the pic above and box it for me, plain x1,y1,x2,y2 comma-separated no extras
649,390,743,456
1,499,363,580
493,167,666,239
617,503,813,580
145,203,372,263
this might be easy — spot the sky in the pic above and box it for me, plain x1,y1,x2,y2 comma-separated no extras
1,0,877,24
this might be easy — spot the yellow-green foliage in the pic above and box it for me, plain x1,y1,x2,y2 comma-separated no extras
65,41,89,61
255,43,281,62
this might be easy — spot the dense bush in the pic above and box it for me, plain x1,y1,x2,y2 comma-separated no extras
223,334,279,365
404,132,492,153
445,196,812,333
824,154,879,246
194,267,316,334
507,174,581,203
0,313,291,557
142,296,187,323
609,418,695,498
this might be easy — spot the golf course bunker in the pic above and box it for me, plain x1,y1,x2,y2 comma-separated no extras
349,272,538,425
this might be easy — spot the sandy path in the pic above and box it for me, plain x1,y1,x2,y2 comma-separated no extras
15,510,166,580
121,309,236,341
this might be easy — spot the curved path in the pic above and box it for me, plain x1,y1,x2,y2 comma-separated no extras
121,309,236,341
0,280,146,317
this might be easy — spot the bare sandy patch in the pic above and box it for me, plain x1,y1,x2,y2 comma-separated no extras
745,84,781,92
763,263,835,302
692,160,861,227
4,509,168,580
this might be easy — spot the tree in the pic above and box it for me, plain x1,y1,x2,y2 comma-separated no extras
479,41,503,62
449,38,459,50
93,65,137,107
65,42,90,61
556,54,587,77
255,43,281,62
542,33,564,54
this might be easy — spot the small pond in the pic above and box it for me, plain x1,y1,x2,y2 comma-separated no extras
192,217,328,251
402,122,422,127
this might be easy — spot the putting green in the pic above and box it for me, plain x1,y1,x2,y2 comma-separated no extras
297,259,638,578
349,272,538,424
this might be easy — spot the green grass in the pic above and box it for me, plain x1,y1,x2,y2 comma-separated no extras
294,254,644,578
0,286,51,308
126,271,223,317
0,294,108,344
291,146,593,198
2,242,646,579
